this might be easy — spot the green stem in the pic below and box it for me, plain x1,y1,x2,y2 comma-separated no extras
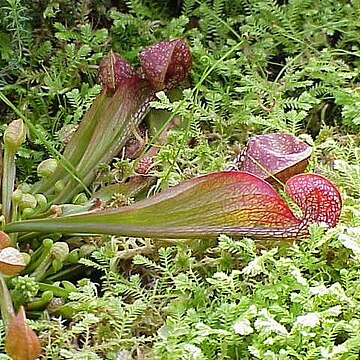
45,264,86,282
30,253,52,282
26,291,53,311
2,148,15,224
25,239,53,274
9,203,19,245
0,144,2,201
4,210,306,240
38,283,70,298
0,273,15,328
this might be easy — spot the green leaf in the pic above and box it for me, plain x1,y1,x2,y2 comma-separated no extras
5,171,342,240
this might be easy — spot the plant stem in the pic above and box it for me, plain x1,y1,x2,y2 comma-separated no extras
38,283,70,298
30,253,52,282
0,144,3,201
25,239,53,274
2,148,15,224
0,273,15,328
45,264,86,282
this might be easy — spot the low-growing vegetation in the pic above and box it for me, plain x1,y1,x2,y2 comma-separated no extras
1,0,360,359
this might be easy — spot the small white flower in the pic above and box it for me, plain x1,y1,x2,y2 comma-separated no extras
310,284,328,296
254,309,288,336
248,346,261,358
232,319,254,335
324,305,342,317
248,304,257,316
320,343,348,359
291,267,307,286
329,283,354,304
295,312,320,328
339,232,360,255
242,257,263,276
183,344,202,359
264,337,274,345
116,350,132,360
333,159,350,171
300,330,316,337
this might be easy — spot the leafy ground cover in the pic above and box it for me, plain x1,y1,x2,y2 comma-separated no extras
1,0,360,359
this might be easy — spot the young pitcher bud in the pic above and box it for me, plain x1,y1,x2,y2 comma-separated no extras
72,193,88,205
5,306,41,360
54,180,65,194
50,242,69,262
51,258,63,273
3,119,26,152
0,232,11,249
34,194,48,212
65,249,79,264
21,253,31,266
0,247,26,275
17,183,32,194
19,194,37,211
37,159,58,178
42,238,53,249
40,290,54,304
11,188,23,205
21,208,35,219
27,291,54,311
79,244,96,258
